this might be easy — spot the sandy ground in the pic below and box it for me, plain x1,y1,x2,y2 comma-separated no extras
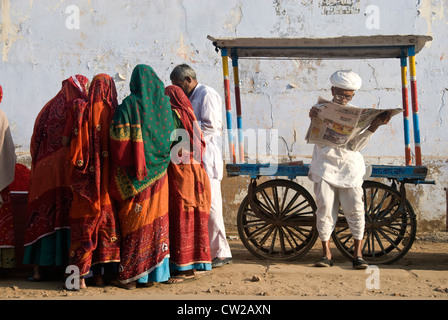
1,232,448,301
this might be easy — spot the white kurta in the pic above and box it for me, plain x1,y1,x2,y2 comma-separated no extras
308,101,373,241
308,130,373,188
189,84,224,181
189,83,231,259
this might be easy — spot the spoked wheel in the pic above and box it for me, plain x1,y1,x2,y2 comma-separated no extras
237,179,318,261
333,181,417,264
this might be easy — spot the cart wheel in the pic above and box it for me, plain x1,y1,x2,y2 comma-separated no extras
237,179,318,261
333,181,417,264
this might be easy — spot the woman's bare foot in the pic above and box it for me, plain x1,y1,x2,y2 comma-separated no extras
93,274,105,287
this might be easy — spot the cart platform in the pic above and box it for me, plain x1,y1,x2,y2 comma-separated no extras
227,163,432,184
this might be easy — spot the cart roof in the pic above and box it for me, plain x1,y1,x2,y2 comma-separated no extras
207,35,433,60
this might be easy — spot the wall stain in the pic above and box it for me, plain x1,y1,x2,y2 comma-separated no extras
1,0,20,61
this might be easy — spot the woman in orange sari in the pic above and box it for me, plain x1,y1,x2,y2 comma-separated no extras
110,65,174,288
66,74,120,289
0,85,17,276
164,85,211,283
23,75,89,281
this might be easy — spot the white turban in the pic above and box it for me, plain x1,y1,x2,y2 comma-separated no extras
330,70,362,91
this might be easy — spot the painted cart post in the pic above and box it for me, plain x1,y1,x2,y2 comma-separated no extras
208,35,434,264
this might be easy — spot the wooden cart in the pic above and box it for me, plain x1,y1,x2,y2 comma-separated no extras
208,35,434,264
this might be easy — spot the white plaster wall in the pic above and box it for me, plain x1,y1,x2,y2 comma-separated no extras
1,0,447,228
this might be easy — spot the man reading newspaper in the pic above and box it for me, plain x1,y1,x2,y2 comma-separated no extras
307,70,395,269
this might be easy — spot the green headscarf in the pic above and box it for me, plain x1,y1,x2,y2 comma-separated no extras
110,64,174,200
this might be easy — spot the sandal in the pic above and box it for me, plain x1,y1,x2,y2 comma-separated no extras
164,274,196,284
353,257,369,269
212,257,232,268
111,279,137,290
315,257,333,267
27,275,44,282
137,281,154,288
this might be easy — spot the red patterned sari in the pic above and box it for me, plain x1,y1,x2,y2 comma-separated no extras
165,85,211,271
67,74,120,277
23,76,89,267
0,187,13,249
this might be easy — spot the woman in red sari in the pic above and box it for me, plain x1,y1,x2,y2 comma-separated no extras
164,85,211,283
0,85,17,276
23,75,89,281
66,74,120,289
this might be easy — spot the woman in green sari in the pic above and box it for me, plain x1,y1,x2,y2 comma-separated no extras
110,65,174,288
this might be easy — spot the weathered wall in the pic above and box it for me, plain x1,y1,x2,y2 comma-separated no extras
1,0,447,232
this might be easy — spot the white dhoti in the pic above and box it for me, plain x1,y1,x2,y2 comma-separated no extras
313,179,365,242
208,178,232,259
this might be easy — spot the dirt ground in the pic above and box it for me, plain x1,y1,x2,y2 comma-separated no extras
1,231,448,301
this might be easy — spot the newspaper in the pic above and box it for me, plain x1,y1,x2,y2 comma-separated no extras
305,97,403,148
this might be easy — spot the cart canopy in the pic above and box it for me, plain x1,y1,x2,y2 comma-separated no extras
207,35,433,60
